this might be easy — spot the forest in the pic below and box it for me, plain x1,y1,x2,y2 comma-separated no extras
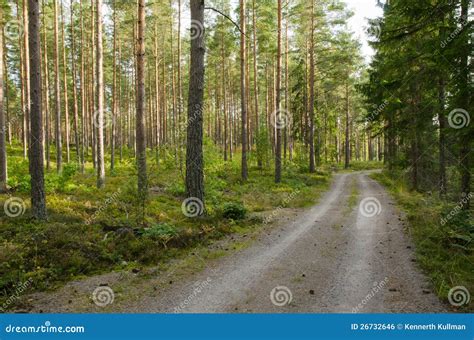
0,0,472,313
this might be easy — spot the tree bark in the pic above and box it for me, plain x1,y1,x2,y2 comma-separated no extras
240,0,248,180
28,0,47,219
275,0,282,182
111,0,117,171
53,0,62,172
60,1,70,163
136,0,148,207
42,0,51,170
0,14,7,192
438,78,447,197
70,0,81,166
96,0,105,187
459,0,470,208
185,0,205,207
344,80,350,169
308,1,316,173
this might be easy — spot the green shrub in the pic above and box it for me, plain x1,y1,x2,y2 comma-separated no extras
222,202,247,220
142,223,178,241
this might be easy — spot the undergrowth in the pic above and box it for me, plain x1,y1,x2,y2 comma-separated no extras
372,171,473,312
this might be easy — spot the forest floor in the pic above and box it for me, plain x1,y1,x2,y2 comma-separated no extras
21,171,461,313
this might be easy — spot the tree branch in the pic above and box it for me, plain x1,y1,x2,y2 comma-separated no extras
204,7,247,37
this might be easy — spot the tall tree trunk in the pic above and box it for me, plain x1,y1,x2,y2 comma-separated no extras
136,0,148,208
22,0,31,150
459,0,470,208
438,78,447,197
60,1,70,163
240,0,248,181
344,80,350,169
284,1,290,161
53,0,62,172
3,32,11,146
252,0,261,168
222,34,228,162
28,0,47,219
111,1,117,171
17,0,27,158
186,0,205,206
96,0,105,187
80,0,86,172
308,1,316,173
70,0,81,166
42,0,51,170
275,0,282,182
0,15,7,193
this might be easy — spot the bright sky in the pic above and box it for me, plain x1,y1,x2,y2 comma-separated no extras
343,0,384,62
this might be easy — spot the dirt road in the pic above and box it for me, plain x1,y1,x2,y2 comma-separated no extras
27,171,447,313
125,171,446,313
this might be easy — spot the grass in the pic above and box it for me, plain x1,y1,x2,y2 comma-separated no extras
372,171,473,312
0,140,332,310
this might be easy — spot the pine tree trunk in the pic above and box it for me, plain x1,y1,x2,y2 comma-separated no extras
60,1,70,163
70,0,81,166
28,0,47,219
0,14,7,193
252,0,261,168
275,0,283,182
344,80,350,169
240,0,248,180
185,0,205,207
22,0,31,151
459,0,470,208
53,0,63,173
96,0,105,187
80,0,86,172
111,1,117,171
438,78,447,197
308,1,316,173
41,1,51,170
136,0,148,207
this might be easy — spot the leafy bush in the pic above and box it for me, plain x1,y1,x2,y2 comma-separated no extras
222,202,247,220
143,223,178,241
